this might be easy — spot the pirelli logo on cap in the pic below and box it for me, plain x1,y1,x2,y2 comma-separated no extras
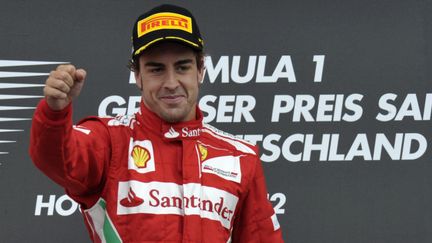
137,12,192,37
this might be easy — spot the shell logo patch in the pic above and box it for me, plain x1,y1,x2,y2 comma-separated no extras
128,139,156,174
198,144,208,161
132,145,151,168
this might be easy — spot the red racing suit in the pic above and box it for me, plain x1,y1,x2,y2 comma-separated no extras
30,99,284,243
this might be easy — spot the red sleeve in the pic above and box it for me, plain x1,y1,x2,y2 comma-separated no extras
231,156,284,242
29,99,111,208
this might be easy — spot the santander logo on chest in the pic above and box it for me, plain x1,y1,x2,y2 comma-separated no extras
117,181,239,229
163,125,201,140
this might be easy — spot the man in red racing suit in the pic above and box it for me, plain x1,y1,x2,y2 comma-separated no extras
29,4,284,243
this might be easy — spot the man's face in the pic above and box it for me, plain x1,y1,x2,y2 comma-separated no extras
134,42,204,123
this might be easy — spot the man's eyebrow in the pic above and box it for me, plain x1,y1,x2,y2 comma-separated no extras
175,59,194,65
144,62,164,67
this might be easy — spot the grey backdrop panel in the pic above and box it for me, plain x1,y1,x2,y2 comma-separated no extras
1,0,431,242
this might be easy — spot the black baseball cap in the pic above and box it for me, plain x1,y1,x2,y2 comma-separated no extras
132,4,204,58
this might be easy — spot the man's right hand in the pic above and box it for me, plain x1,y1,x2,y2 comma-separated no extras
44,64,87,111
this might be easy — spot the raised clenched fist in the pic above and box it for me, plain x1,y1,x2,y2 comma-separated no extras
43,64,87,111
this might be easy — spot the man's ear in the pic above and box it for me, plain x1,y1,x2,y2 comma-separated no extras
198,56,206,85
134,71,143,90
198,68,206,84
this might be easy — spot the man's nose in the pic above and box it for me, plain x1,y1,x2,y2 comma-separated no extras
163,69,180,90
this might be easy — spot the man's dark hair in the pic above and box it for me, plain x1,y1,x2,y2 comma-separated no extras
128,50,205,72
